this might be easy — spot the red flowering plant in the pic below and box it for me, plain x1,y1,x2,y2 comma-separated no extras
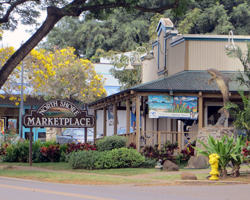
40,145,61,162
128,142,136,149
66,142,96,154
143,141,178,163
180,145,195,160
0,144,8,156
175,143,195,167
242,140,250,162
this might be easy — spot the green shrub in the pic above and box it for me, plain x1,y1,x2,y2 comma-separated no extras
96,136,127,151
2,141,29,162
1,140,68,163
32,140,49,163
95,148,145,169
194,134,245,178
139,157,157,168
60,143,68,153
68,148,145,169
68,150,97,169
43,140,57,148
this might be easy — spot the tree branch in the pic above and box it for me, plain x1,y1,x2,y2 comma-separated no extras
0,0,181,89
0,6,63,87
63,0,180,16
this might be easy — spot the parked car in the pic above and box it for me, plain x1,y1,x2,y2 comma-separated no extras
56,128,101,144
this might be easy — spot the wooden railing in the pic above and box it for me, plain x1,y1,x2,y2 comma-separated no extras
139,131,198,153
94,131,198,154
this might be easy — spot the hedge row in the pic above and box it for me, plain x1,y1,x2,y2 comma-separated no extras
68,148,145,169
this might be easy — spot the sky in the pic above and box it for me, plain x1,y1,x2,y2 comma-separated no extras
1,26,33,49
1,12,46,49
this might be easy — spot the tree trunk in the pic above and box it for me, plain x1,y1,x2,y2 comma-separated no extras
231,165,240,177
220,168,228,178
0,7,64,88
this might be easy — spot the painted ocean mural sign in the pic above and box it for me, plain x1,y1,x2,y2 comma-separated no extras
22,100,95,128
148,95,198,119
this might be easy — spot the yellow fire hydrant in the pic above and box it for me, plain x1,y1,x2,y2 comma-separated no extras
209,153,220,180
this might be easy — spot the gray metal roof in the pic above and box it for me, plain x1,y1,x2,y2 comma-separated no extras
88,70,248,107
131,70,247,92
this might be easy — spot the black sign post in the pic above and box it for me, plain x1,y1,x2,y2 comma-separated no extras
22,100,95,166
29,127,32,166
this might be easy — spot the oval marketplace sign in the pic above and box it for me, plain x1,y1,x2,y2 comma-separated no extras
22,100,94,128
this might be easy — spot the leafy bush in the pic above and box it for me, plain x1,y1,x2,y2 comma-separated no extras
40,145,61,162
32,140,50,163
60,143,69,153
68,148,145,169
1,139,96,163
96,136,127,151
194,134,245,178
43,140,57,148
1,130,19,145
68,150,97,169
139,157,157,168
176,145,195,167
0,144,8,156
242,141,250,161
2,140,29,162
128,142,136,149
66,142,96,154
143,141,178,163
95,148,145,169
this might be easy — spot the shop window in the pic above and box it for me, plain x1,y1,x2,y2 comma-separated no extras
38,132,46,142
25,132,33,140
207,106,221,126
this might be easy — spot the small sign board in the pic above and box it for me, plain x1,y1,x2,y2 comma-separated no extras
148,95,198,119
22,99,95,128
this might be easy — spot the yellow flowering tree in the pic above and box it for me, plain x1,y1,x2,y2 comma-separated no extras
0,46,106,105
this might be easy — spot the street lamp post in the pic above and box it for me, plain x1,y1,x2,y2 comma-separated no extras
125,47,154,70
19,59,24,138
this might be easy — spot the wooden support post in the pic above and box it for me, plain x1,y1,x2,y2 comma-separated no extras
126,99,130,134
136,95,140,152
178,132,182,154
103,107,107,137
198,92,203,130
157,131,161,150
84,127,87,142
29,127,32,166
94,110,97,143
113,103,117,135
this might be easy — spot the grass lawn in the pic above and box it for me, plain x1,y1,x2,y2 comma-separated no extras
0,162,155,176
0,169,148,185
1,161,250,185
0,162,70,170
149,174,209,181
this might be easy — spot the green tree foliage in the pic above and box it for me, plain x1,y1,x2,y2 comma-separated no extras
40,9,154,60
175,0,250,35
225,43,250,140
178,8,201,34
0,0,187,89
99,49,144,90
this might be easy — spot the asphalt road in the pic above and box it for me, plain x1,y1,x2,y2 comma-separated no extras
0,177,249,200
